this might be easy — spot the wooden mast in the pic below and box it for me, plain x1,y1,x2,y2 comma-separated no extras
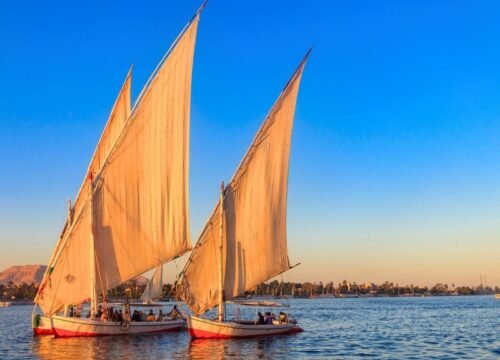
88,174,98,316
218,181,225,322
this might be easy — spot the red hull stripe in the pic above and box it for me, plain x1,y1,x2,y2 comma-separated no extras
33,327,54,336
53,326,183,338
189,326,303,339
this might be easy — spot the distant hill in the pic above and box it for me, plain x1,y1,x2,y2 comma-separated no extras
0,265,151,286
0,265,46,285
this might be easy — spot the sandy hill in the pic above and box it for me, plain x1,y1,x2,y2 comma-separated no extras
0,265,47,285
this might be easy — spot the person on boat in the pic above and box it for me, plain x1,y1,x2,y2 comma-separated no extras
157,310,164,321
147,310,155,321
264,312,273,325
108,307,114,321
101,311,108,322
96,305,103,319
140,311,147,321
271,313,277,323
75,305,82,317
256,312,265,325
123,309,130,322
167,305,180,320
132,310,141,321
114,310,122,322
86,311,91,318
278,312,288,324
68,306,74,317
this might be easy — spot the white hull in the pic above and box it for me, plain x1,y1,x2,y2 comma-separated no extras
186,315,302,339
51,315,184,337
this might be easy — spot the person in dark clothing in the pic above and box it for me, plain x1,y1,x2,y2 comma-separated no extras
95,305,103,319
256,312,265,325
264,312,273,325
132,310,141,321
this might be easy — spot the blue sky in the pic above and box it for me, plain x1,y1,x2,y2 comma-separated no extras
0,1,499,286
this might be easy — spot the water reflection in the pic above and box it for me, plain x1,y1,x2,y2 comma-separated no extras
32,331,189,360
2,297,498,359
33,336,102,360
186,334,294,359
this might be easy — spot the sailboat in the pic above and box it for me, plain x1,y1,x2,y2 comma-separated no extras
141,265,164,304
32,2,206,337
177,50,310,339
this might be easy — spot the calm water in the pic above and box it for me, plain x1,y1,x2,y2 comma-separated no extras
0,296,498,359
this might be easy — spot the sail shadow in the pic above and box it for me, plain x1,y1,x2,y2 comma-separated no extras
222,185,246,297
93,225,121,293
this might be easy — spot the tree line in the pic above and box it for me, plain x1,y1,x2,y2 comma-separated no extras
1,279,499,301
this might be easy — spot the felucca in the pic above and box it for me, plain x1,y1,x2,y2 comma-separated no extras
32,2,206,337
177,50,310,339
141,265,164,304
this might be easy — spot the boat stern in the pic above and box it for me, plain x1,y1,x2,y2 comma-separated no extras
32,315,54,336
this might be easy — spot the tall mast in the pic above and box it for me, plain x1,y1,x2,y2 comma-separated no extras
218,181,225,322
88,174,98,316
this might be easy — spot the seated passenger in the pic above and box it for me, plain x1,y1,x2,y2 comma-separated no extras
264,312,273,325
167,305,180,320
157,310,164,321
132,310,141,321
147,310,155,321
256,312,265,325
101,312,108,322
96,305,103,319
123,310,131,322
114,310,121,322
278,312,287,324
140,311,147,322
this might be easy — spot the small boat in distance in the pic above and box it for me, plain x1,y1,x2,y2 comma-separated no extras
32,2,206,337
495,294,500,299
177,50,311,339
141,265,164,304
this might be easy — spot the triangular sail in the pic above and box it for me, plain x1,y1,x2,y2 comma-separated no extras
178,52,309,315
36,12,201,315
141,265,164,303
35,71,132,313
92,14,198,291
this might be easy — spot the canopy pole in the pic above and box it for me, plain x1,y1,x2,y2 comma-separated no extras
217,181,225,322
88,174,98,317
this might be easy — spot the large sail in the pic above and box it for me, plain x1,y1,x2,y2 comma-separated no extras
141,265,164,303
92,14,199,291
179,51,310,315
35,71,132,314
36,12,201,316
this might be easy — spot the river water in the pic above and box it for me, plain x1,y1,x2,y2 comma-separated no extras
0,296,498,359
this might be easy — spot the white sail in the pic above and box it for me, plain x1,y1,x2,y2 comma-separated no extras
35,71,132,314
92,15,198,291
179,52,310,315
36,13,201,316
141,266,164,303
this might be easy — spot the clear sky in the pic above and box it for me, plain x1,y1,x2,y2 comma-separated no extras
0,1,499,287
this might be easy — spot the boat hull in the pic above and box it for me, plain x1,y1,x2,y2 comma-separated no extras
51,315,184,337
186,316,303,339
33,315,55,336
